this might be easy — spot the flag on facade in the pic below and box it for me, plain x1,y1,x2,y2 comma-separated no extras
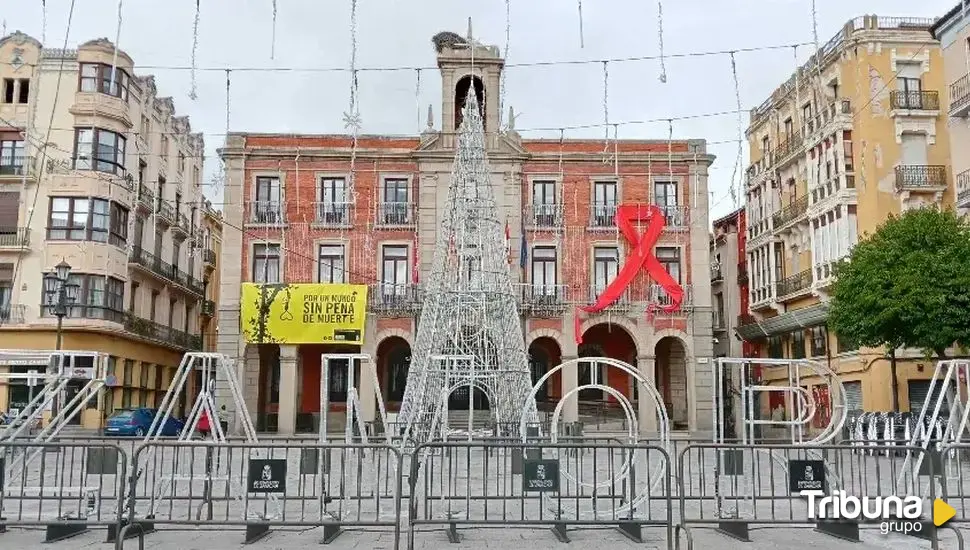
519,217,528,269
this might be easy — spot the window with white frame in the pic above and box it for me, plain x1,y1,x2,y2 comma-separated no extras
591,181,617,227
382,178,409,224
253,177,282,223
531,246,557,295
381,245,408,296
318,244,346,283
319,177,348,223
532,180,557,226
592,246,619,293
252,243,281,283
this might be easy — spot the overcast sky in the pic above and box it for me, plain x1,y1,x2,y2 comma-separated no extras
3,0,956,221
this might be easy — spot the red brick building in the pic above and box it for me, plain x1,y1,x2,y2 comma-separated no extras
218,32,716,435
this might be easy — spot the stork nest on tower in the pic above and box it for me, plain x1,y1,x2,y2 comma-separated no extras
432,32,467,53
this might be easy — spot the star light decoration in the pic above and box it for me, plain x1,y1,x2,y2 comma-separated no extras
342,110,363,133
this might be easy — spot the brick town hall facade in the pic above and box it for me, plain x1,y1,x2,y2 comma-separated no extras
217,31,717,436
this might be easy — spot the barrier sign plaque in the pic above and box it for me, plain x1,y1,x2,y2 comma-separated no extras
247,459,287,493
789,459,825,493
522,459,559,492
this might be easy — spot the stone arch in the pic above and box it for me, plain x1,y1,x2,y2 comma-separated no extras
374,331,412,404
455,74,486,130
647,328,693,357
579,316,645,356
526,328,566,352
373,328,413,348
527,331,563,404
654,334,691,430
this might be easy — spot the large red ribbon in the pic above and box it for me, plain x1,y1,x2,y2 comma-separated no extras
574,204,684,344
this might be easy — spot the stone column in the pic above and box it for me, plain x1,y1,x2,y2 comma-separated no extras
560,355,579,423
359,357,378,423
277,345,299,435
637,356,659,437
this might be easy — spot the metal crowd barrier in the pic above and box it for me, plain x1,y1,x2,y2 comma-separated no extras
0,441,128,543
675,443,949,549
116,441,404,549
938,443,970,550
407,440,673,548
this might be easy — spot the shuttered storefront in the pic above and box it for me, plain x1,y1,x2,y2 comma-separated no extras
843,381,863,414
908,380,949,416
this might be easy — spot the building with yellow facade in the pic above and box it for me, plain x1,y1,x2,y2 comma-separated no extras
931,4,970,216
736,15,954,418
0,32,219,428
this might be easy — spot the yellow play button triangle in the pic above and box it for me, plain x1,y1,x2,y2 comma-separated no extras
934,499,956,527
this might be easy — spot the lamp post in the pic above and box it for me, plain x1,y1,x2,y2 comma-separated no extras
43,259,80,351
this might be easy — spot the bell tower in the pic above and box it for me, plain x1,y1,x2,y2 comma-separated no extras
432,19,504,147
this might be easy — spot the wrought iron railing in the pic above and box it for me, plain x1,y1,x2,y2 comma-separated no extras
771,195,809,228
368,283,421,315
890,90,939,111
314,201,352,226
203,248,216,266
0,304,26,324
957,168,970,207
157,201,175,224
137,184,154,210
517,284,569,315
0,154,32,177
894,165,947,191
775,269,813,298
527,203,563,227
201,299,215,317
711,263,723,281
129,246,204,295
588,202,617,228
376,202,413,226
246,201,284,225
951,73,970,116
123,312,201,351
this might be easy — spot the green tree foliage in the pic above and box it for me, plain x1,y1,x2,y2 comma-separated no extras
828,208,970,359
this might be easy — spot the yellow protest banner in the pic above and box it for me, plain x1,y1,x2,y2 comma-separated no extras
240,283,368,345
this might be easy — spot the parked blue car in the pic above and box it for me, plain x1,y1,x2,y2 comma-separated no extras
103,408,184,437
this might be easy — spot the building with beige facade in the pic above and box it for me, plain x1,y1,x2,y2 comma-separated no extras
0,32,215,428
931,3,970,215
736,15,953,418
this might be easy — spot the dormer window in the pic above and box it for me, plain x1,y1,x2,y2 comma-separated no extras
454,75,485,130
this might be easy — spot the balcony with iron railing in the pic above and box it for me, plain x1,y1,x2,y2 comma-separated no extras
156,201,175,226
957,168,970,209
889,90,940,113
894,165,947,192
245,201,285,226
201,299,215,317
589,284,631,310
711,263,723,282
737,268,749,286
649,284,693,313
517,284,569,316
775,269,813,300
771,195,809,231
737,312,757,328
368,283,422,315
0,154,37,181
376,202,414,227
527,203,564,228
129,246,204,296
657,205,690,228
203,248,217,269
313,202,353,228
773,136,803,165
588,202,617,229
713,310,726,331
172,212,191,238
0,228,30,249
803,99,852,141
951,73,970,118
0,304,27,324
811,172,856,206
123,312,202,351
137,184,154,212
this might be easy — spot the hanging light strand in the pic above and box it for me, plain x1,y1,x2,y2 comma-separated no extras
189,0,200,100
577,0,585,48
500,0,511,130
415,68,421,133
41,0,47,44
729,52,743,207
345,0,361,201
270,0,278,60
657,0,667,83
602,61,610,152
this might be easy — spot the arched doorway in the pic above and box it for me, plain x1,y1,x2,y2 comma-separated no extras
655,336,689,430
528,337,562,405
455,75,485,130
579,323,638,403
376,336,411,407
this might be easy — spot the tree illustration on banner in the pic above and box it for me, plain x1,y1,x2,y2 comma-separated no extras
574,204,683,344
247,283,292,344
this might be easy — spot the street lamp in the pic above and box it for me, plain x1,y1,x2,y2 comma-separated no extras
44,259,80,350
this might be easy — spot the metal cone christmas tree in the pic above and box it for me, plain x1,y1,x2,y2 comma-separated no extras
397,90,538,443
